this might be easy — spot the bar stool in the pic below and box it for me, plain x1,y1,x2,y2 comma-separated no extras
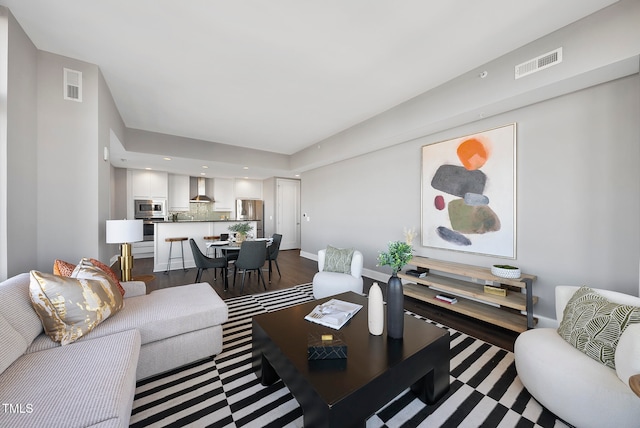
165,237,188,274
204,235,220,256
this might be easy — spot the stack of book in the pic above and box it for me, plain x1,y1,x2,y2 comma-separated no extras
405,269,428,278
435,294,457,304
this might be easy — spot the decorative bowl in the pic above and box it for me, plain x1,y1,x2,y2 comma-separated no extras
491,264,521,279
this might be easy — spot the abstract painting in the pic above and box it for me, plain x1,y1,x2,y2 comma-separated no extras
421,123,516,258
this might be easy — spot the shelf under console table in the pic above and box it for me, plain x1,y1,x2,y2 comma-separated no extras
399,257,537,333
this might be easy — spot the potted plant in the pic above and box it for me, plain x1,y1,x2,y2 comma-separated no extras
377,240,413,275
228,222,253,243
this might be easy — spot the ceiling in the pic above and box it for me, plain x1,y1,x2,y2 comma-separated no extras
2,0,619,178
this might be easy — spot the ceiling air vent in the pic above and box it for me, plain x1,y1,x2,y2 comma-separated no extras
63,68,82,102
515,48,563,79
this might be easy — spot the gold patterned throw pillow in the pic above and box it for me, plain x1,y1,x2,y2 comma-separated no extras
53,258,126,296
557,286,640,369
29,266,124,345
88,258,125,296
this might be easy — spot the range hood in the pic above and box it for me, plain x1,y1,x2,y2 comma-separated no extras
190,177,214,203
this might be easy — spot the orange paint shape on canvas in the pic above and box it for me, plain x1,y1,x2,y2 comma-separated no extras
457,138,488,170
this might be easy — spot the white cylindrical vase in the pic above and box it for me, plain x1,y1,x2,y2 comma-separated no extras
368,282,384,335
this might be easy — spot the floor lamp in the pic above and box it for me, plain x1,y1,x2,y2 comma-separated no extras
106,219,143,282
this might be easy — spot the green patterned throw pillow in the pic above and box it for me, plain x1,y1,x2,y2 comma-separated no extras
557,286,640,369
324,245,354,274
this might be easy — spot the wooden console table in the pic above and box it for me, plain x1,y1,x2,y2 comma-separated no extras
399,257,537,333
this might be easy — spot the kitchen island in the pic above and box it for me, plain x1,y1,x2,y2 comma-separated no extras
154,220,258,273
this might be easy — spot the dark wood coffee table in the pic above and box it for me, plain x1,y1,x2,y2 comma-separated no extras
252,292,450,427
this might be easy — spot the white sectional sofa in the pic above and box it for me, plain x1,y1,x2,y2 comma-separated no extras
0,272,228,428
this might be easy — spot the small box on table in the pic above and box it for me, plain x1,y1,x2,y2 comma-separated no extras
307,332,347,360
484,284,507,296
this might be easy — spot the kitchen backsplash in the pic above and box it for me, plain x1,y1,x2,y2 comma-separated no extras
170,203,231,221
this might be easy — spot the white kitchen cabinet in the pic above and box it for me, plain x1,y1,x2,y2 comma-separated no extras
213,178,234,212
131,169,168,199
168,174,190,211
132,241,154,259
235,179,263,199
206,178,215,201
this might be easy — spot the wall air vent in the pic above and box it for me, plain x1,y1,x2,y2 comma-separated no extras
63,68,82,102
515,48,563,79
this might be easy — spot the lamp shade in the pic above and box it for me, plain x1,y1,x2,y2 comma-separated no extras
106,219,143,244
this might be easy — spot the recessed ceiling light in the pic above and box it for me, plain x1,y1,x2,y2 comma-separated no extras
200,172,206,176
202,165,208,169
163,157,171,161
145,167,152,170
243,166,249,170
295,174,300,177
243,176,249,179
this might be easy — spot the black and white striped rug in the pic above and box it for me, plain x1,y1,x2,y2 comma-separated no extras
129,284,569,428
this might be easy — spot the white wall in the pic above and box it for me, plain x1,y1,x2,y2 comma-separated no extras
36,52,101,271
298,1,640,323
262,177,276,237
111,165,128,220
0,8,38,279
291,0,640,174
0,9,7,280
98,70,126,262
32,51,124,271
301,74,640,321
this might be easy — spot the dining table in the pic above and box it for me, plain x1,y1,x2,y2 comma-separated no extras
206,237,273,258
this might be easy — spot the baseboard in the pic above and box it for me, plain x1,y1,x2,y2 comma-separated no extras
362,268,392,283
534,315,557,329
299,250,316,261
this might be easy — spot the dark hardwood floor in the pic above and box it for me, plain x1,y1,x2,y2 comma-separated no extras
131,249,318,297
127,250,518,351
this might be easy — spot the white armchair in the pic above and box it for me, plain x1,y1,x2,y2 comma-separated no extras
514,286,640,428
312,248,364,299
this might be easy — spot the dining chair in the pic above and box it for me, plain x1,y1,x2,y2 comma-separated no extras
189,239,228,290
266,233,282,283
233,240,267,293
213,233,238,265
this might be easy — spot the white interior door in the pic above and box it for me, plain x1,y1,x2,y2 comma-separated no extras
276,178,300,250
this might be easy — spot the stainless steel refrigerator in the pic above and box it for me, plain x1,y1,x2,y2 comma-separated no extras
236,199,264,238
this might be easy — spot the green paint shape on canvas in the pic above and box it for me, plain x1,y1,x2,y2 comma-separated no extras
448,199,501,234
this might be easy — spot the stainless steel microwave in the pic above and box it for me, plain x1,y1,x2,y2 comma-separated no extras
134,199,166,219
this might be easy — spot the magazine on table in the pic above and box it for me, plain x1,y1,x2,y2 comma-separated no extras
304,299,363,330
